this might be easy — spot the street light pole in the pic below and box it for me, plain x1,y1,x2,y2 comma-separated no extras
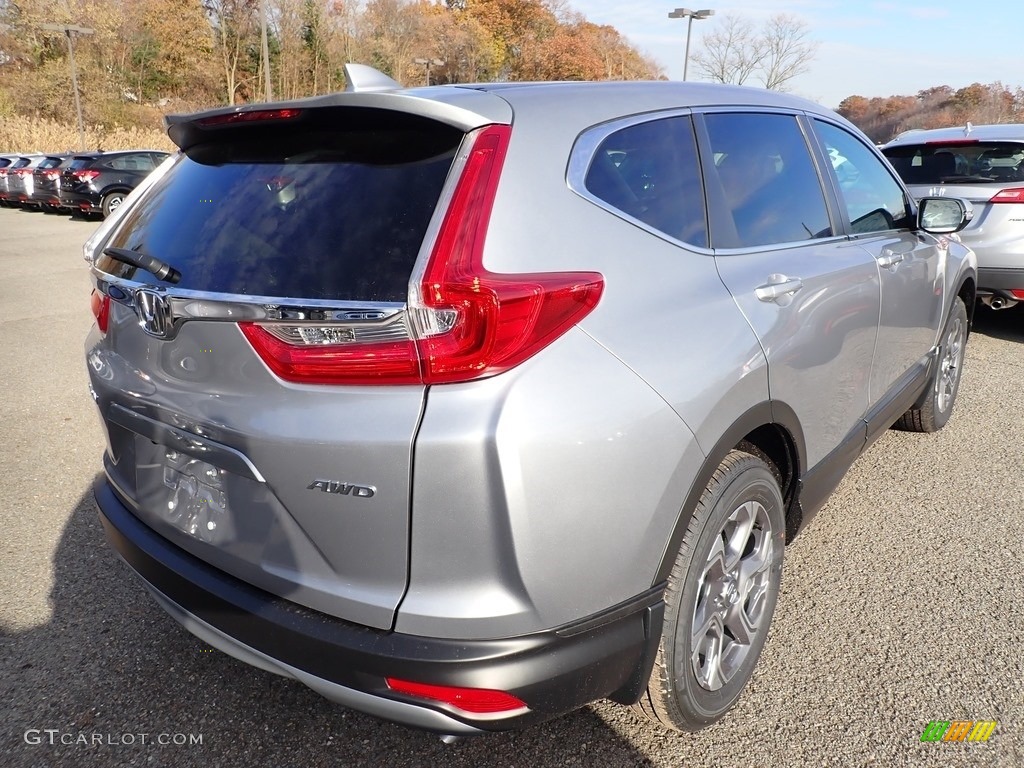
41,23,94,149
667,8,714,81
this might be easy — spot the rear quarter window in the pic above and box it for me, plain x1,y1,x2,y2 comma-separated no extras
581,115,708,248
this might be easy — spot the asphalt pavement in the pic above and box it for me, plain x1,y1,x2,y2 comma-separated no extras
1,205,1022,767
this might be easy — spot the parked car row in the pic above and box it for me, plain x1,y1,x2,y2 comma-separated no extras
0,149,169,218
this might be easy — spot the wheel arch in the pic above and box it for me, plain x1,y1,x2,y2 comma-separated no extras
653,402,806,585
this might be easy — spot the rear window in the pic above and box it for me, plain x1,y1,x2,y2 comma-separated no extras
883,142,1024,184
68,156,98,170
100,109,463,302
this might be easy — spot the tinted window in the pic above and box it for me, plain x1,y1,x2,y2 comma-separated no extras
704,113,832,248
69,156,97,170
584,116,708,247
815,121,913,234
883,141,1024,184
106,154,157,172
101,113,462,302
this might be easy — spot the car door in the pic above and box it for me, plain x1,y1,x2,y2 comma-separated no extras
810,119,944,412
701,111,881,471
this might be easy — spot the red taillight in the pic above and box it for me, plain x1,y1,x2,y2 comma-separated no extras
242,124,604,386
43,170,61,180
73,169,101,182
90,290,110,333
1010,290,1024,300
990,188,1024,203
15,168,32,177
385,678,528,715
197,108,303,127
413,125,603,384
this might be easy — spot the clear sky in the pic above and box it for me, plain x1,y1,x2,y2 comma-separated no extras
567,0,1023,109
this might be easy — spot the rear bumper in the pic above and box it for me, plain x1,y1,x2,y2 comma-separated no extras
59,190,100,212
94,478,664,734
978,267,1024,294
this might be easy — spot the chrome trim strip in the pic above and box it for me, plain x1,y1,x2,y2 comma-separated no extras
108,404,266,483
94,272,410,341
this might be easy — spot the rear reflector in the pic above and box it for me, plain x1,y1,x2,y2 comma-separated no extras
1010,290,1024,300
385,678,528,715
989,188,1024,203
90,290,110,334
196,108,303,127
241,124,604,386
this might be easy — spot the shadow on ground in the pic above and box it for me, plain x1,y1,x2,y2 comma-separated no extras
1,484,658,768
971,303,1024,342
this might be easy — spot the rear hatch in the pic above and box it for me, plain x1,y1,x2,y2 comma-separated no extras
32,156,65,203
86,96,510,629
883,140,1024,262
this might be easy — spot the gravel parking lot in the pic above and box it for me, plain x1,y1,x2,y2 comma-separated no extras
1,205,1022,768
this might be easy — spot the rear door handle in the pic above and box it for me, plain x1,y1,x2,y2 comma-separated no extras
755,274,804,303
877,251,905,269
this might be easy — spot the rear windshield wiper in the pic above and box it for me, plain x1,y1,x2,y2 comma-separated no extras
103,247,182,284
936,175,996,183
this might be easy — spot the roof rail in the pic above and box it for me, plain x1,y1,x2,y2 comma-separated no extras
344,63,402,93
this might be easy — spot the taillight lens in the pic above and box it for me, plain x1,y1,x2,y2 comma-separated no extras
990,188,1024,203
1009,290,1024,300
385,678,528,715
242,124,604,386
73,169,101,182
43,170,61,180
90,290,110,333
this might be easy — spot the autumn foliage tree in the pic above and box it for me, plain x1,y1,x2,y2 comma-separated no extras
838,82,1024,143
0,0,663,136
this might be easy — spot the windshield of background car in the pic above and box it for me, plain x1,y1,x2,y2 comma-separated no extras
98,111,463,302
883,141,1024,185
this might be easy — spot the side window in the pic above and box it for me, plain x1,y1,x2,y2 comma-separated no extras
584,116,708,248
814,120,913,234
704,113,832,248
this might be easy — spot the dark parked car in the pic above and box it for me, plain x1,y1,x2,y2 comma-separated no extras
26,154,72,212
85,64,976,739
60,150,170,218
1,154,45,206
0,155,16,206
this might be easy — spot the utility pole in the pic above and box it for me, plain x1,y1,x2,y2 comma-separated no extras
413,58,445,87
259,0,273,101
41,23,94,149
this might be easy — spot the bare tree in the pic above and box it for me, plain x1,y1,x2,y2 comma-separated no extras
692,12,816,91
691,14,761,85
759,13,816,91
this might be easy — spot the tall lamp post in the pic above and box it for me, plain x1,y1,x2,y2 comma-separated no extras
41,23,94,149
413,58,445,86
667,8,714,81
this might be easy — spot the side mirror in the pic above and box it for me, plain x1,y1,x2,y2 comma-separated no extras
917,197,973,234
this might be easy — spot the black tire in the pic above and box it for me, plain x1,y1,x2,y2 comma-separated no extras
635,449,785,731
895,296,968,433
101,192,126,218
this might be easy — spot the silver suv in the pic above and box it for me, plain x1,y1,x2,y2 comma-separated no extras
882,123,1024,309
86,64,976,738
